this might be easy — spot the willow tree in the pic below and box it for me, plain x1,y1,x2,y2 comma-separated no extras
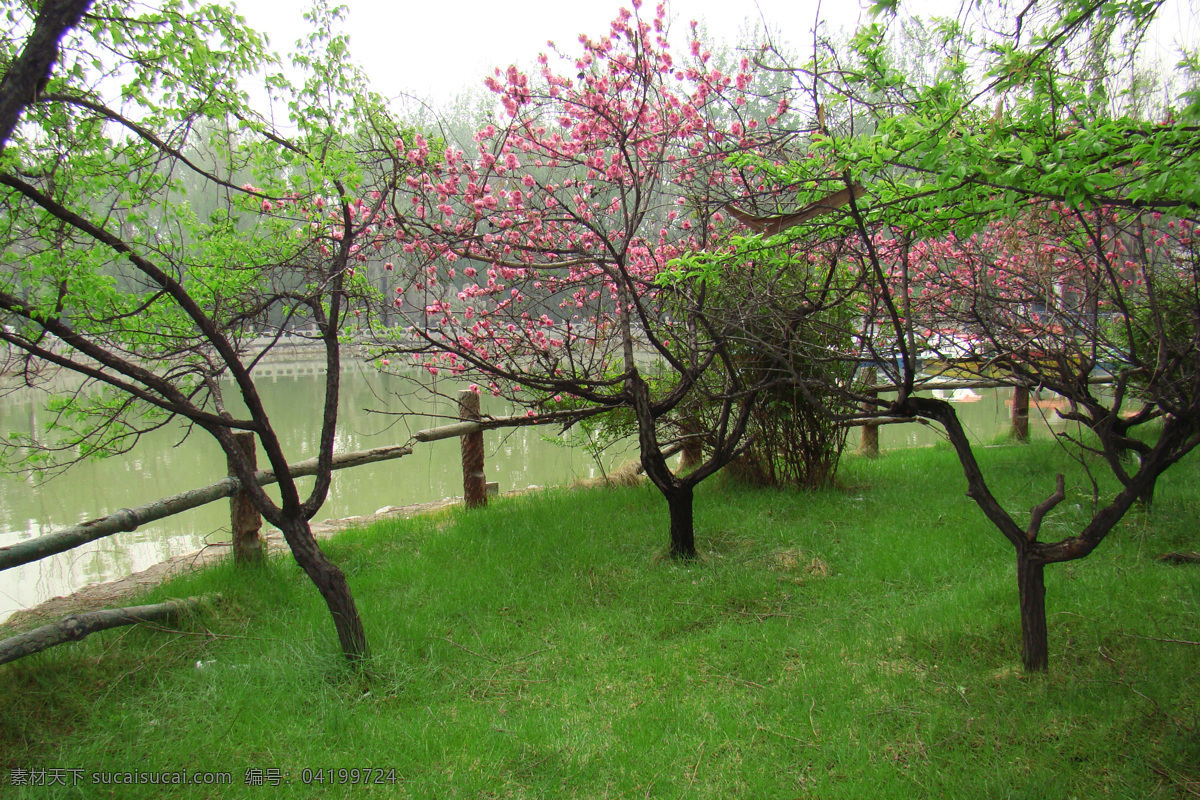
0,0,417,662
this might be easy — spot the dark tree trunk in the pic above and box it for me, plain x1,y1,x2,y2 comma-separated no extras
629,368,697,560
907,395,1063,672
0,0,93,155
666,485,696,560
1017,552,1048,672
1137,476,1155,509
278,516,369,662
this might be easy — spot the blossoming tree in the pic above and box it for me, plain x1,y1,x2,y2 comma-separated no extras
793,0,1200,671
382,2,848,557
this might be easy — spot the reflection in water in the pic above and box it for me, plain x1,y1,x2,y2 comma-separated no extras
0,363,1071,622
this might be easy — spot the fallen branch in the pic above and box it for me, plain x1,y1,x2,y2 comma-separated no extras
0,594,216,666
1155,552,1200,565
1119,632,1200,647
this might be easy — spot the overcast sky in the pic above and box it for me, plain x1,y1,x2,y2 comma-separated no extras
231,0,885,106
232,0,1200,109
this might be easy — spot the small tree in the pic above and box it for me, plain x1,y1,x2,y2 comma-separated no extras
0,0,418,662
382,2,846,557
799,0,1200,671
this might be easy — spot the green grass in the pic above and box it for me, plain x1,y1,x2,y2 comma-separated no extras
2,442,1199,798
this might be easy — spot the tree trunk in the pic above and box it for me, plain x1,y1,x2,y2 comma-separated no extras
278,516,369,662
1137,474,1155,509
1017,552,1049,672
627,368,698,560
666,485,696,560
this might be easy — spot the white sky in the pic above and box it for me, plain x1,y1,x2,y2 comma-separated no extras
232,0,880,106
233,0,1199,110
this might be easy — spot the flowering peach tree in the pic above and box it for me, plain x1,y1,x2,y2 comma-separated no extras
380,2,838,557
786,0,1200,671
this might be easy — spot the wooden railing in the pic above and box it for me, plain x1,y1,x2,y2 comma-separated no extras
0,396,606,574
1,378,1076,572
0,396,546,664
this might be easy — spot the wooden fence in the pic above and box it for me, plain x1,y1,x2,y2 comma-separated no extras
0,394,602,574
2,378,1087,573
0,394,550,663
851,373,1115,457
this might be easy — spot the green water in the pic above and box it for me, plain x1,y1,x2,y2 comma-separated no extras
0,360,633,621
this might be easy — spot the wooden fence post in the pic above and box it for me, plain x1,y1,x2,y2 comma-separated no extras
859,367,880,458
459,388,487,508
228,432,264,564
1011,385,1030,442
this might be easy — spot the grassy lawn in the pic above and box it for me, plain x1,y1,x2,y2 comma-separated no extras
2,441,1198,798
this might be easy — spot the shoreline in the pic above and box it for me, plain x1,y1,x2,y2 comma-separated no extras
1,459,653,636
0,496,468,635
1,465,645,636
